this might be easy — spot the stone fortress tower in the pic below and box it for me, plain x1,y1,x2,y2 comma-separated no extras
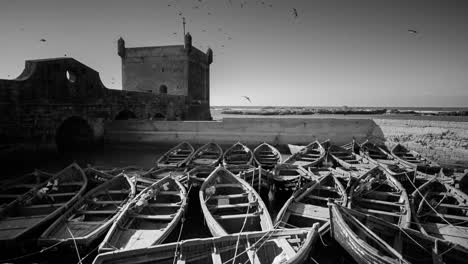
118,33,213,120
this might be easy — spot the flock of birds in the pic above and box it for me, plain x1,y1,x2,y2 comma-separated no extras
25,0,421,102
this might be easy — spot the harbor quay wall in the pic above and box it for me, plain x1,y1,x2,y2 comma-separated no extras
105,117,468,167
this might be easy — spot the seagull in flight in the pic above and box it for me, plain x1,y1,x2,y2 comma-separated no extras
292,8,298,18
242,96,252,103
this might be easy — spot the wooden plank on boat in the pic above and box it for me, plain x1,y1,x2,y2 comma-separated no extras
131,214,173,221
211,193,249,199
214,213,258,220
22,203,65,209
426,212,468,221
147,202,182,208
208,202,255,210
289,202,329,220
356,208,401,217
78,210,117,215
211,249,222,264
355,198,403,207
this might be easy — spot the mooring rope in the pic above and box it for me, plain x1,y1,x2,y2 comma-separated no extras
66,225,83,264
404,172,455,228
0,240,66,263
231,172,256,264
172,183,192,264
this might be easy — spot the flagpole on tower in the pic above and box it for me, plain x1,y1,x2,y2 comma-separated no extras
182,17,186,37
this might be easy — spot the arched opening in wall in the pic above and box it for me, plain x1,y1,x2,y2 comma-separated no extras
115,109,137,120
55,116,93,152
159,85,168,94
153,112,166,120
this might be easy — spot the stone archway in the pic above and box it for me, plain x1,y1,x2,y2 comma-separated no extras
115,109,137,120
55,116,94,152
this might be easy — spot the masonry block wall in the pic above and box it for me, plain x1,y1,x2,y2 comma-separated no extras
118,33,212,120
0,57,186,144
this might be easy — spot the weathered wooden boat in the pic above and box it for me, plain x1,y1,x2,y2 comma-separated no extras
348,166,411,228
253,142,282,169
411,177,468,249
271,164,311,193
283,141,326,168
0,163,87,246
0,170,54,209
38,174,135,249
93,226,319,264
222,142,254,166
156,141,195,167
200,166,273,236
99,176,187,253
391,143,441,176
328,143,372,171
360,140,416,185
187,165,216,187
276,172,347,235
329,203,468,264
187,142,223,167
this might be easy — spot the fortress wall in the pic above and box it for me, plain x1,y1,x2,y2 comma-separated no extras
105,117,468,167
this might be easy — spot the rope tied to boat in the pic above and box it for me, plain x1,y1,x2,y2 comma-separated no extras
0,239,66,263
172,183,192,264
231,172,256,264
66,224,83,264
404,172,455,228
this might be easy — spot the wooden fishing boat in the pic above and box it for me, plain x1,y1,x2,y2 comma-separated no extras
411,177,468,249
283,141,326,168
93,226,319,264
156,141,195,168
329,203,468,264
222,142,254,166
360,140,416,185
99,176,187,253
38,174,135,249
0,170,54,209
253,142,282,169
276,172,347,235
187,165,216,187
187,142,223,167
0,163,87,246
328,143,372,171
271,164,311,193
200,166,273,236
391,144,441,176
348,166,411,228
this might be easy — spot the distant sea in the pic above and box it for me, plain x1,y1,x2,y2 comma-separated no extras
210,106,468,121
212,106,468,111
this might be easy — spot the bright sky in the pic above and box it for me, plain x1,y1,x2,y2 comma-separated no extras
1,0,467,107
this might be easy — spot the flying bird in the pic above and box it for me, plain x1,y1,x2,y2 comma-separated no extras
40,38,47,42
408,29,418,34
292,8,298,18
242,96,252,103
